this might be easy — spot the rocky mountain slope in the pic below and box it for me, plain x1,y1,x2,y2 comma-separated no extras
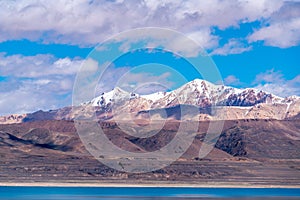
1,79,299,124
1,119,299,185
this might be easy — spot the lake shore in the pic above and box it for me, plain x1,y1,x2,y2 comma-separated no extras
1,181,299,188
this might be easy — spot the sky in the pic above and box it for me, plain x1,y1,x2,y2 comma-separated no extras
0,0,300,115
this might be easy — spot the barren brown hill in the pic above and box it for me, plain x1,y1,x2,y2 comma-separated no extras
0,119,299,186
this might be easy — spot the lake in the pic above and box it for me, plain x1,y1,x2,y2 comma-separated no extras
0,187,299,199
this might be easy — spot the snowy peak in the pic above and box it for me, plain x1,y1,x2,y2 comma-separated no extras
90,87,140,107
1,79,299,124
72,78,300,122
89,79,295,109
141,91,168,102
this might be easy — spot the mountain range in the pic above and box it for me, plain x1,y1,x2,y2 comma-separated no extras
1,79,299,124
0,79,299,185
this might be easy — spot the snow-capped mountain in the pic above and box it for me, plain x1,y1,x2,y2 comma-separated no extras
75,78,300,121
88,79,288,109
1,79,299,124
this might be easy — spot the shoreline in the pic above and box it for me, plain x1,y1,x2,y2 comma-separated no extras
1,182,299,188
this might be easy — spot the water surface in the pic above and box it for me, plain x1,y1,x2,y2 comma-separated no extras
0,187,299,199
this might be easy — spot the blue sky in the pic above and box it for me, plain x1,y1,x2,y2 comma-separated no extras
0,0,299,115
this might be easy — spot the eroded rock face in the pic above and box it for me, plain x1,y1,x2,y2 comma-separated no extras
215,126,247,157
225,90,271,106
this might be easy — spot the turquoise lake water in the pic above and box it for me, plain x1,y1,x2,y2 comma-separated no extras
0,187,299,199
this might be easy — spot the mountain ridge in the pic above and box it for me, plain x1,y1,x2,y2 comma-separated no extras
1,79,300,124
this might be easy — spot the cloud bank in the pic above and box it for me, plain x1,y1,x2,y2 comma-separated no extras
1,0,298,49
253,69,300,97
0,0,299,115
0,54,82,114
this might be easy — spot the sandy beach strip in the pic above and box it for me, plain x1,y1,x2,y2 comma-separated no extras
0,181,299,188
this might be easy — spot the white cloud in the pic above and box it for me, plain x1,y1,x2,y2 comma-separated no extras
224,75,241,86
210,39,252,56
248,1,300,48
255,80,300,97
0,78,73,115
107,27,215,57
253,69,283,84
95,65,174,95
0,53,82,115
253,70,300,97
0,54,82,78
248,18,300,48
0,0,286,49
94,66,131,95
117,71,172,94
186,29,219,50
